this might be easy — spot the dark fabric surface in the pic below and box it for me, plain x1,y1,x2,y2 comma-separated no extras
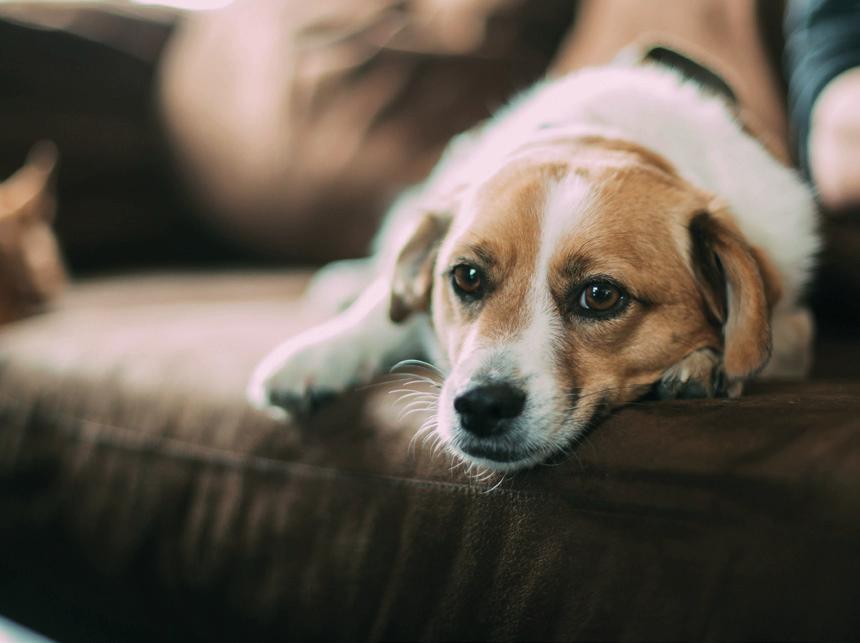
1,270,859,642
812,212,860,328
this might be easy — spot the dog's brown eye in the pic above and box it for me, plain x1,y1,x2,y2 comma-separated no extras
452,264,484,299
577,281,625,315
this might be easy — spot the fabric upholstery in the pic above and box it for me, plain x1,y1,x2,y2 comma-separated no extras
1,271,859,642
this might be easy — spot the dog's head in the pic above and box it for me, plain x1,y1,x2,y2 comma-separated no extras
390,136,780,470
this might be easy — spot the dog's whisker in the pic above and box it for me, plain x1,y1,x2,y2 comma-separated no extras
401,395,437,410
397,402,436,423
391,374,440,387
420,438,437,455
394,399,434,419
407,433,420,457
416,427,438,441
394,398,432,413
401,398,435,412
421,432,435,449
386,369,444,388
390,389,437,404
475,470,493,485
414,427,438,448
479,468,496,483
431,437,448,458
420,426,438,444
414,418,436,432
418,415,437,428
403,399,437,417
390,359,446,377
484,473,507,493
408,421,438,456
388,385,435,398
413,429,435,446
433,441,450,466
423,430,440,450
362,371,438,388
393,393,436,410
400,405,437,420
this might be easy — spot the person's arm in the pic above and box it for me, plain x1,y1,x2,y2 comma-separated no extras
785,0,860,211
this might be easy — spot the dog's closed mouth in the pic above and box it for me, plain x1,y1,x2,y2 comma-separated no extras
457,440,538,464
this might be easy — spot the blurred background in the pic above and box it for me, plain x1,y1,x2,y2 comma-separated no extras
0,0,855,273
3,0,857,325
0,0,575,273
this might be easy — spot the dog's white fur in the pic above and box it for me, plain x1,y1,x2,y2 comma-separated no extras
247,62,819,470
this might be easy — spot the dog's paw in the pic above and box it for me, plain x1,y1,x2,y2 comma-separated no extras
656,348,728,400
246,332,377,419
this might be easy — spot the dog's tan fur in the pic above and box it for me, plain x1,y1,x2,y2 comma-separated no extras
391,137,780,429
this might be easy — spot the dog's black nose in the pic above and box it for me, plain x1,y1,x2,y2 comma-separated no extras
454,383,526,436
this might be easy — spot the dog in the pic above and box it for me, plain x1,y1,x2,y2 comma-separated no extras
247,50,819,472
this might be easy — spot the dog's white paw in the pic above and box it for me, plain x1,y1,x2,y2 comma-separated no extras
247,330,379,419
656,347,731,399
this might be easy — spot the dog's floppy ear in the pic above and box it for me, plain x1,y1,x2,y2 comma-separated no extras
389,211,450,323
688,207,782,387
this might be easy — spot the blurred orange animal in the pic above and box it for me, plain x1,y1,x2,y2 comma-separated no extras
0,142,66,325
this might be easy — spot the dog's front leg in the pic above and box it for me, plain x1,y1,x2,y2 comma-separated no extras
247,276,427,419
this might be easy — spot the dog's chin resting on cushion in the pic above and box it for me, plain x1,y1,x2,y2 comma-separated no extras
247,58,819,473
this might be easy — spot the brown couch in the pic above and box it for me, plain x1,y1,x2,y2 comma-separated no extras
1,4,859,642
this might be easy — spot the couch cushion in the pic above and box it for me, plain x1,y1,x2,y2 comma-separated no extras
1,271,859,642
